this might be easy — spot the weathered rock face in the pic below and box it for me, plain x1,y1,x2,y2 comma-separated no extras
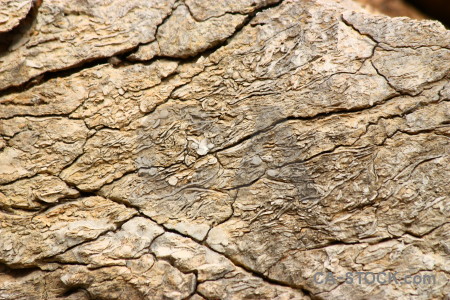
0,0,33,34
0,0,449,299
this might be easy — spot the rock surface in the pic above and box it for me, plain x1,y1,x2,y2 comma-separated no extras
0,0,33,33
0,0,449,299
357,0,427,20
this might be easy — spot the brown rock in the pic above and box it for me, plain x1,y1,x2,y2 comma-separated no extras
0,0,448,299
0,0,33,33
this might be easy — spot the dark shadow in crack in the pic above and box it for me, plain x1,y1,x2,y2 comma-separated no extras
0,0,42,55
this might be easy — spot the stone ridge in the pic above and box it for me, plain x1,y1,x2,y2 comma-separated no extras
0,0,449,299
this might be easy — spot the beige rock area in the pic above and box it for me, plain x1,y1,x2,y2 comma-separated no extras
0,0,33,34
0,0,449,299
356,0,427,20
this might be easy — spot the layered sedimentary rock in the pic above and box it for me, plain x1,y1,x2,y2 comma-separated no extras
0,0,449,299
0,0,33,33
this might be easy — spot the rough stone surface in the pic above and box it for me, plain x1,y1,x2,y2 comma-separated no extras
0,0,449,299
0,0,33,33
0,0,176,90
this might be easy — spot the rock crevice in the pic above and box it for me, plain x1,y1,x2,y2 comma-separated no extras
0,0,449,299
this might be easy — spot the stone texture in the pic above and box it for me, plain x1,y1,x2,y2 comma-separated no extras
0,0,33,33
0,117,89,184
0,0,176,90
0,0,449,299
55,217,164,268
151,232,308,299
0,174,79,211
0,267,89,300
0,196,136,267
185,0,281,21
156,4,247,58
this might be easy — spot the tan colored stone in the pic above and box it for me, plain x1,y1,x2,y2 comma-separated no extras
0,0,449,299
0,174,79,211
156,4,246,58
56,217,164,268
59,260,196,300
127,41,161,61
0,0,33,33
185,0,281,21
0,197,136,267
0,0,176,90
0,117,89,184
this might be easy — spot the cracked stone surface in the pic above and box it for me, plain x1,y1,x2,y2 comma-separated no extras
0,0,449,299
0,0,176,91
